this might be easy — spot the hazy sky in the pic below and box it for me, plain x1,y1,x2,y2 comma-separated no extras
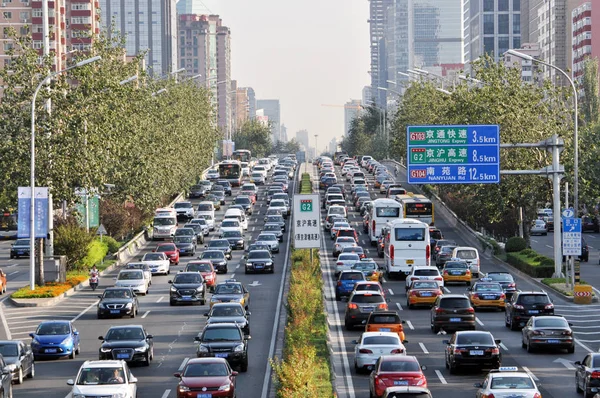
198,0,371,152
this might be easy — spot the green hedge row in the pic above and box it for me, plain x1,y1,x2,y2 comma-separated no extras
506,250,555,278
272,250,333,397
299,173,312,194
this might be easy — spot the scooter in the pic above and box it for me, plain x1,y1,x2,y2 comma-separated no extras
89,274,99,291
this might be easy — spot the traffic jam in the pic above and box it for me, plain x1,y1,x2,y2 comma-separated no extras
315,153,593,398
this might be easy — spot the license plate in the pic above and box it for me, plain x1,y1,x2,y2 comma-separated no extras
406,260,414,264
528,310,539,314
449,318,461,322
182,296,192,301
215,353,228,358
197,394,212,398
451,271,461,275
393,380,409,386
470,350,484,356
17,251,23,255
362,307,374,312
483,295,495,300
255,265,264,269
379,328,391,332
110,310,121,314
421,292,432,297
180,249,186,253
45,348,57,353
117,353,129,359
547,339,560,344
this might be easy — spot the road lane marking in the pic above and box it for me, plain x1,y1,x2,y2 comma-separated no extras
388,288,394,295
406,320,414,330
72,300,100,322
382,277,387,283
575,340,594,352
499,342,508,351
142,311,150,319
8,271,18,276
531,239,538,243
418,342,429,354
435,370,447,384
156,296,163,303
0,304,10,340
476,317,484,326
178,358,189,371
521,366,539,381
252,227,256,232
230,273,235,279
161,391,171,398
545,245,553,249
442,287,450,293
396,302,403,311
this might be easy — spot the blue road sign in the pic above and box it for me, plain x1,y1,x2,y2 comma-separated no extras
562,217,582,256
407,125,500,184
17,187,49,239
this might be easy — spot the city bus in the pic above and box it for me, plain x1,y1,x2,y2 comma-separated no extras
218,160,243,187
395,194,434,225
232,150,252,163
368,198,403,246
383,218,431,277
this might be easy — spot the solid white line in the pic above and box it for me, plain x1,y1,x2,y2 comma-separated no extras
71,300,99,323
531,239,538,243
8,271,18,276
418,342,429,354
396,302,403,311
161,390,171,398
476,317,484,326
236,264,240,269
443,287,450,293
406,320,414,330
178,357,189,371
230,273,235,279
388,288,394,295
499,342,508,351
382,277,387,283
545,245,553,249
156,296,164,303
575,340,595,352
141,311,150,319
522,366,539,381
0,304,10,340
435,369,447,384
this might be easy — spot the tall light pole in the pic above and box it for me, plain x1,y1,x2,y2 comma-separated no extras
507,49,579,214
314,134,318,157
30,55,101,290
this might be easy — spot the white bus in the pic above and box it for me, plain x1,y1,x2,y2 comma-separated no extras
383,219,431,278
368,198,403,245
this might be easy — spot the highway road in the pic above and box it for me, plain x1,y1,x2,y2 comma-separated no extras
317,161,598,398
5,170,296,398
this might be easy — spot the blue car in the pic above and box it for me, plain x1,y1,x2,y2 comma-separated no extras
29,320,80,360
335,270,366,301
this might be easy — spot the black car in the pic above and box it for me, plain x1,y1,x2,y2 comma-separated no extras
505,291,554,330
443,330,501,373
430,295,476,333
97,287,139,319
194,323,250,372
183,223,205,244
582,215,599,233
221,230,245,250
211,187,226,204
168,272,206,306
242,250,274,274
98,325,154,366
435,245,457,268
0,340,34,384
204,303,251,335
575,352,600,397
189,184,207,198
0,355,11,397
206,239,232,260
199,250,229,274
484,272,517,299
173,236,196,257
10,239,30,259
432,239,456,259
216,180,232,196
521,315,574,353
233,196,253,215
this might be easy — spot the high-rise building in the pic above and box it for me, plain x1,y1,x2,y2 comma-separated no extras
176,0,209,14
344,100,362,136
99,0,177,76
256,99,281,143
362,86,373,105
246,87,256,119
503,42,542,82
296,129,309,151
234,87,250,127
178,14,231,133
369,0,393,107
571,1,599,86
280,124,288,143
329,137,338,155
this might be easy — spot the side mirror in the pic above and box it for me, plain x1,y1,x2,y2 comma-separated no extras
246,311,251,316
575,361,581,365
73,331,79,336
442,339,450,344
473,382,483,388
174,372,181,378
67,379,75,386
98,295,103,299
98,336,104,341
232,371,239,376
244,335,252,340
146,335,153,339
204,313,209,317
168,280,173,284
494,339,501,345
351,340,358,344
403,340,409,344
29,333,35,339
194,336,201,342
421,365,427,371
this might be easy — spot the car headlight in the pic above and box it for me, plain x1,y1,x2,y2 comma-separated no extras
170,286,177,293
5,364,16,371
234,344,244,352
198,345,209,352
218,384,232,391
237,240,244,244
61,336,73,346
98,303,106,309
196,286,204,292
125,302,133,308
178,385,190,392
134,346,147,352
100,347,112,353
266,262,273,266
73,394,86,398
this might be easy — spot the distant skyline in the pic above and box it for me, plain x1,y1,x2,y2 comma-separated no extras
193,0,370,152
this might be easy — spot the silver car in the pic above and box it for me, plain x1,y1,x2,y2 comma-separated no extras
269,200,289,219
351,330,405,370
255,233,280,253
530,219,548,236
333,236,357,257
262,223,284,241
335,253,360,275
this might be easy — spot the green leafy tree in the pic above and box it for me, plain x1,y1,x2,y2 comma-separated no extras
581,57,600,126
233,119,272,158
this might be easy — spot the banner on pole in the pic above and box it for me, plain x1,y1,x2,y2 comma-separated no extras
17,187,49,238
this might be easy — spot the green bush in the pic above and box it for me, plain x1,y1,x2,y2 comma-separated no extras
521,248,536,257
506,251,554,278
79,239,109,269
539,257,555,266
505,236,527,252
54,217,94,271
101,236,122,254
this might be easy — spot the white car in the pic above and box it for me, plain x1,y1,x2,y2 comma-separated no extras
252,165,268,178
405,266,444,290
189,218,210,236
218,219,243,235
174,201,194,220
250,172,265,185
268,200,289,218
68,360,137,398
474,367,542,398
115,269,149,295
141,252,170,275
335,253,360,275
352,332,406,372
530,219,548,236
206,169,220,180
255,233,280,253
125,262,152,286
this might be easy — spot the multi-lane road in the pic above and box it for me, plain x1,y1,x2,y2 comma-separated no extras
1,170,297,398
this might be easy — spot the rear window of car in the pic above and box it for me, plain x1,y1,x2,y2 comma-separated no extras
340,273,364,280
370,315,400,324
414,269,439,276
380,360,420,372
490,376,534,389
456,250,477,259
439,298,471,309
355,284,382,292
363,336,399,345
487,273,514,282
474,284,502,292
338,230,355,237
518,294,551,305
338,254,359,261
455,333,494,345
351,294,385,304
444,262,468,269
534,318,568,328
197,204,212,211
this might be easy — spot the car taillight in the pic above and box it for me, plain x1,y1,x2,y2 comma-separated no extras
545,303,554,310
500,293,506,299
513,304,525,310
337,281,342,286
336,262,343,266
487,347,500,354
591,371,600,379
348,303,358,309
378,303,387,310
410,291,418,296
466,307,475,313
435,308,445,314
533,394,541,398
562,330,573,336
390,245,394,261
454,348,467,354
483,394,496,398
416,375,427,386
359,348,373,354
434,277,443,281
390,348,404,354
466,270,471,275
426,245,430,263
443,270,449,275
472,293,479,299
372,220,376,234
507,283,516,288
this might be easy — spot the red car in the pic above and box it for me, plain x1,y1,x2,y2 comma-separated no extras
174,357,237,398
154,243,180,265
369,355,427,398
185,260,217,292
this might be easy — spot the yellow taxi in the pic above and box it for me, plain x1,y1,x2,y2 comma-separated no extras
209,279,250,309
442,260,472,285
468,280,506,310
406,280,442,308
351,259,383,282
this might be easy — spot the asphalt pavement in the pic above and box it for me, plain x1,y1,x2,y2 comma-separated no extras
318,161,594,398
5,171,296,398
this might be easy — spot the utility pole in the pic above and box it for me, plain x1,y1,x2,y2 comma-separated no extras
314,135,318,157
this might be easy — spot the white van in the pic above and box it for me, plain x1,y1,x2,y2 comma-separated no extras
155,208,177,218
195,201,215,223
452,247,481,277
152,215,178,240
383,219,431,278
224,208,248,230
368,198,403,245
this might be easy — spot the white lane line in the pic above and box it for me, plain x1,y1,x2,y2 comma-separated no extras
396,302,403,311
435,369,447,384
141,311,150,319
8,271,18,276
576,340,595,352
161,390,171,398
406,320,414,330
230,273,235,279
382,277,387,283
522,366,539,381
499,342,508,351
388,288,394,296
476,317,484,326
156,296,164,303
0,303,10,340
236,264,240,269
531,239,538,243
418,342,429,354
72,300,100,322
545,245,553,249
252,227,256,232
178,357,189,371
442,287,450,293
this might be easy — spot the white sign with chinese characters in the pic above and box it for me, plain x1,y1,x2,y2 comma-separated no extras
293,194,321,249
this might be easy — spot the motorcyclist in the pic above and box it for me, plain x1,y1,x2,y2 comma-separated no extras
89,265,99,279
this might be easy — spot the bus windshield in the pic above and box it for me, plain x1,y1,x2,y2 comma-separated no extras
394,228,425,241
376,207,400,217
219,163,241,179
233,150,251,163
406,203,433,216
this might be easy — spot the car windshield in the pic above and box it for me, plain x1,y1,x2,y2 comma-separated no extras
380,360,420,372
362,336,399,345
258,234,276,241
214,284,242,294
264,225,280,232
414,269,440,276
175,237,193,243
271,200,286,207
248,251,270,259
455,333,494,345
474,284,502,292
266,216,283,223
36,323,70,335
355,283,382,292
329,207,345,215
126,263,145,270
174,274,202,284
197,204,213,211
15,239,29,246
154,218,175,226
105,327,144,341
157,244,176,252
534,318,569,328
343,247,363,254
118,271,143,280
490,376,535,389
143,253,164,261
211,305,244,317
223,231,242,238
183,362,229,377
251,173,262,178
333,223,350,229
76,367,126,385
340,273,364,281
202,328,242,341
445,262,468,269
187,263,212,272
339,254,360,262
337,237,355,244
439,298,470,309
487,274,513,282
235,198,250,205
353,263,376,271
0,344,18,357
202,252,225,260
192,219,207,225
222,221,239,227
209,240,229,248
176,229,194,235
174,203,191,209
519,295,551,305
370,315,400,324
103,289,132,299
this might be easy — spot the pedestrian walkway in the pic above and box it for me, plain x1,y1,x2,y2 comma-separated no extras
553,304,600,349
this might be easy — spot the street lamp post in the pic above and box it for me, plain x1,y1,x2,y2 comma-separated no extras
30,55,101,290
506,49,579,214
314,135,318,157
